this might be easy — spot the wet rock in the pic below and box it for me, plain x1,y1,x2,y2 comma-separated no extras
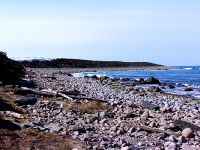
185,88,193,92
67,73,73,76
91,75,98,79
99,76,110,81
144,77,161,84
134,78,145,84
182,128,194,138
168,84,175,89
148,86,162,92
141,101,160,110
120,78,130,82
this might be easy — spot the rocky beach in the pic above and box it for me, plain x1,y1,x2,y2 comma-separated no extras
1,66,200,150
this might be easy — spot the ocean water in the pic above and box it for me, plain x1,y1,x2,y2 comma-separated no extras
74,66,200,99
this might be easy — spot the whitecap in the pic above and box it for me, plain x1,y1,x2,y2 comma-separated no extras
184,68,193,70
72,73,84,78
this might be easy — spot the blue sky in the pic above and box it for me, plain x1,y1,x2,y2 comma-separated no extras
0,0,200,65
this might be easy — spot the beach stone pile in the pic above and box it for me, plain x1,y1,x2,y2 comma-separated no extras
13,68,200,150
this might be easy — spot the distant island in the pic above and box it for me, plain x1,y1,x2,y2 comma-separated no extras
19,58,161,68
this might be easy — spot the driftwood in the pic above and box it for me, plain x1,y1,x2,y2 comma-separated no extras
0,118,21,130
174,120,200,131
60,90,85,96
14,88,105,102
14,88,36,95
36,92,55,97
15,97,37,106
4,79,36,88
4,111,24,119
68,96,105,102
127,123,179,136
57,92,73,101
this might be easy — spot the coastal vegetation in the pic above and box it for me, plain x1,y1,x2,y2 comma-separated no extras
0,51,25,80
20,58,161,68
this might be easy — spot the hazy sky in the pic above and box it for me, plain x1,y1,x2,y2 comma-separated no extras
0,0,200,66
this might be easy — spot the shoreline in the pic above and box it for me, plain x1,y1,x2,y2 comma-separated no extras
1,66,199,149
25,68,200,149
28,65,175,74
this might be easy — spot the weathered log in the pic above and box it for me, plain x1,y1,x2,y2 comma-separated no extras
4,79,36,88
174,120,200,131
60,90,85,96
0,118,21,130
5,111,24,119
15,97,37,106
36,92,55,97
14,88,36,95
68,96,105,102
57,92,73,101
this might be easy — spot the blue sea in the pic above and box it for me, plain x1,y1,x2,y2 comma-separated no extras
74,66,200,99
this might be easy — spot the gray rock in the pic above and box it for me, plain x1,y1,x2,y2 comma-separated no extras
99,112,106,118
141,101,160,110
46,123,61,133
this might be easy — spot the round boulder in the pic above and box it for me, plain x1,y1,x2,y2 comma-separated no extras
182,128,194,138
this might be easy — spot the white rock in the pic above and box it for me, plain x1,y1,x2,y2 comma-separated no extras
165,142,177,150
121,146,129,150
181,144,200,150
168,135,177,142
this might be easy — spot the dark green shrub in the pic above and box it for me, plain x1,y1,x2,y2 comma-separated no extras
0,51,25,80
